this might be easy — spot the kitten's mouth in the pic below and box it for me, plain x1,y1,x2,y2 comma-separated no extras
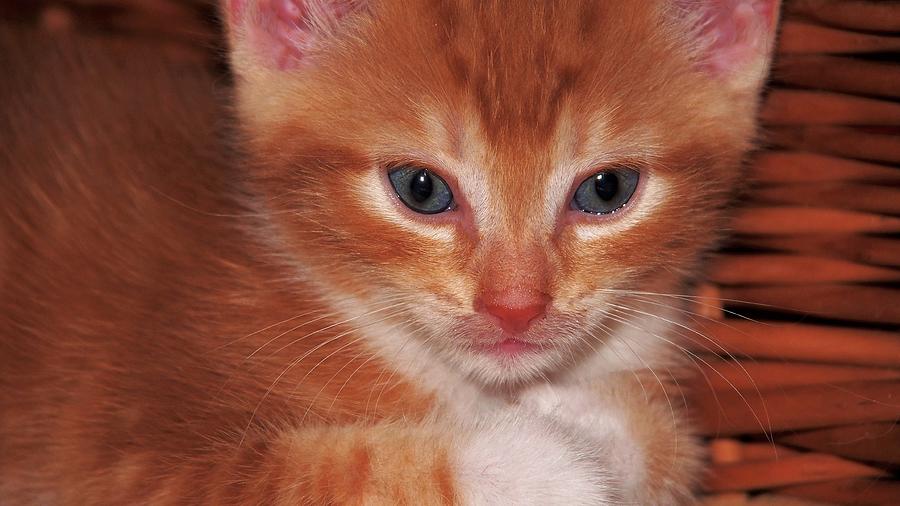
462,314,564,360
475,338,546,358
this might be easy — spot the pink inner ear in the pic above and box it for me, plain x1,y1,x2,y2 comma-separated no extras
683,0,779,75
227,0,360,70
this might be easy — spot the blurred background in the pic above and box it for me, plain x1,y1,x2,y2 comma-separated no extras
1,1,898,504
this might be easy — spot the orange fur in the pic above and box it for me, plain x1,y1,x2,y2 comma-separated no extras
0,26,432,504
1,0,780,503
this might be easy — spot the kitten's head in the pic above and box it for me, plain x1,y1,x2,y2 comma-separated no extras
224,0,780,384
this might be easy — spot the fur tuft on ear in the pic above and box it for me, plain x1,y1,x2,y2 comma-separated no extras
675,0,781,89
224,0,365,71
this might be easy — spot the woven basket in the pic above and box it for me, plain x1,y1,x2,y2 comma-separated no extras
4,1,898,504
695,2,900,504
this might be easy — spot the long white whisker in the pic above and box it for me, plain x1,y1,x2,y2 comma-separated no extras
370,321,440,419
588,322,651,404
605,300,774,438
238,305,411,446
605,305,775,447
323,317,427,418
596,316,681,460
261,299,411,358
597,288,777,316
295,313,420,423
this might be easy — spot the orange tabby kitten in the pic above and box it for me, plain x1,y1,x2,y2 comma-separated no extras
0,0,780,503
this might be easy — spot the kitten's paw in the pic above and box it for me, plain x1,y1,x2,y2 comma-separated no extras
453,408,618,505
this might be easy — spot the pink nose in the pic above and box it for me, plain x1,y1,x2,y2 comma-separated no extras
477,295,549,335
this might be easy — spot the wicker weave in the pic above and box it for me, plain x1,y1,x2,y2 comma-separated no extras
3,1,898,504
696,2,900,504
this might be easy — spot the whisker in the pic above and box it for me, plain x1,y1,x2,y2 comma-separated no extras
597,287,778,315
216,307,328,353
369,323,439,420
295,314,421,424
258,297,411,359
238,305,411,446
215,297,407,403
596,316,681,459
621,291,767,327
588,322,651,405
215,291,412,353
605,300,774,434
322,317,427,419
615,293,769,374
605,305,775,447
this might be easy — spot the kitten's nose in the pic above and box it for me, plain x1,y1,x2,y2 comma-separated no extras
476,293,549,335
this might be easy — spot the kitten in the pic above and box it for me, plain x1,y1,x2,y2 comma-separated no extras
0,0,780,504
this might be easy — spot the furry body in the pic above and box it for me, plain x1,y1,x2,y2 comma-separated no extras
0,1,778,503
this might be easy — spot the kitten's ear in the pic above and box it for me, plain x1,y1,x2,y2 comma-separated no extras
222,0,366,72
676,0,782,91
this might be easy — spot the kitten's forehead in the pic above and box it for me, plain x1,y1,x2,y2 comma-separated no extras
268,0,722,178
379,0,676,229
239,0,773,173
236,0,766,247
414,0,652,144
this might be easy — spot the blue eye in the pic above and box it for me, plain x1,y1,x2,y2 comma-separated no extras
388,166,454,214
571,168,640,215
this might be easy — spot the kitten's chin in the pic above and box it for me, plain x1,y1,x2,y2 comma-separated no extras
451,335,575,386
476,338,544,358
459,345,569,386
445,315,589,385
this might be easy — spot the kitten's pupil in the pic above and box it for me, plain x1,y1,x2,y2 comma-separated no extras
571,168,638,215
388,166,453,214
594,172,619,201
410,170,434,203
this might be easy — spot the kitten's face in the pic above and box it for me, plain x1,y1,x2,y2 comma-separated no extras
227,0,778,384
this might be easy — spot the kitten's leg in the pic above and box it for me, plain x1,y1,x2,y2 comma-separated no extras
111,411,617,505
520,373,704,505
